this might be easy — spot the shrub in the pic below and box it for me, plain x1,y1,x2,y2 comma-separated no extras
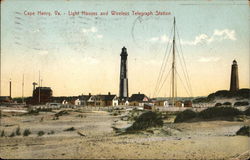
37,108,52,112
223,102,232,106
235,89,250,99
64,127,75,131
9,132,15,137
15,127,21,136
174,109,197,123
47,130,55,135
161,112,169,119
55,110,69,117
74,109,85,113
23,129,31,136
128,110,143,121
112,112,119,116
215,103,222,107
1,130,5,137
52,116,59,120
76,114,85,118
207,90,231,100
199,107,242,119
207,89,250,100
192,97,209,103
236,126,250,136
126,111,163,132
234,101,249,107
27,109,39,115
37,131,45,136
244,107,250,116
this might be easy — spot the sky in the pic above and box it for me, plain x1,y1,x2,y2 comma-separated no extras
1,0,249,98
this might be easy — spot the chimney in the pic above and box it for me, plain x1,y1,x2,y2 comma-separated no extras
138,92,140,94
9,79,12,98
32,82,37,91
108,92,111,95
89,93,91,96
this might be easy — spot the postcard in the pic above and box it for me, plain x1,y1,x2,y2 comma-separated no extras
0,0,249,159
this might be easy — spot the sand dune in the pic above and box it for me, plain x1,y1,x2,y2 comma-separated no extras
0,107,249,159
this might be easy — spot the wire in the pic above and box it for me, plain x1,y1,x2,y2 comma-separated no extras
175,46,192,96
153,25,174,97
176,25,193,96
176,70,192,97
153,19,194,98
154,43,173,96
156,68,172,96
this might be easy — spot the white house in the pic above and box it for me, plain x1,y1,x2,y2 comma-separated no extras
112,98,119,106
75,99,81,106
62,100,68,105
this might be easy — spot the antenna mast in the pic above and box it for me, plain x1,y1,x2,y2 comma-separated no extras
38,71,40,104
0,50,1,96
171,17,176,107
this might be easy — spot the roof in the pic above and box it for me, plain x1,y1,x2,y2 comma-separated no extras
35,87,52,91
78,95,91,101
95,94,116,101
0,96,11,100
151,97,169,102
129,94,148,102
104,95,116,101
156,97,169,101
52,96,78,102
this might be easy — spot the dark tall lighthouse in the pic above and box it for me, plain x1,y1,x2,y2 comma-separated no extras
230,60,239,92
119,47,129,99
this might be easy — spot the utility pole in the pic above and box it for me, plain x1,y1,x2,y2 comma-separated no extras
38,71,41,104
9,79,12,98
0,49,1,96
22,74,24,104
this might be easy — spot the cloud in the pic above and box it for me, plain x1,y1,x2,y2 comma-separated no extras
150,29,236,46
96,34,103,39
149,34,171,43
181,34,209,45
82,27,98,33
81,27,103,40
90,27,98,33
150,37,158,41
213,29,236,40
197,57,220,62
181,29,236,46
33,28,40,33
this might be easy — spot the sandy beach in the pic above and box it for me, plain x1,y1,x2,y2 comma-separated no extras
0,107,249,159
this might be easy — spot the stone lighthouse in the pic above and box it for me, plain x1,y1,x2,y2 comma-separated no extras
119,47,129,99
230,60,239,92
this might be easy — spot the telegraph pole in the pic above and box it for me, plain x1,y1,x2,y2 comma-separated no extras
38,71,40,104
22,74,24,104
9,79,12,98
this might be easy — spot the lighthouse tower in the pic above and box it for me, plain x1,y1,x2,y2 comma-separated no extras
230,60,239,92
119,47,129,99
